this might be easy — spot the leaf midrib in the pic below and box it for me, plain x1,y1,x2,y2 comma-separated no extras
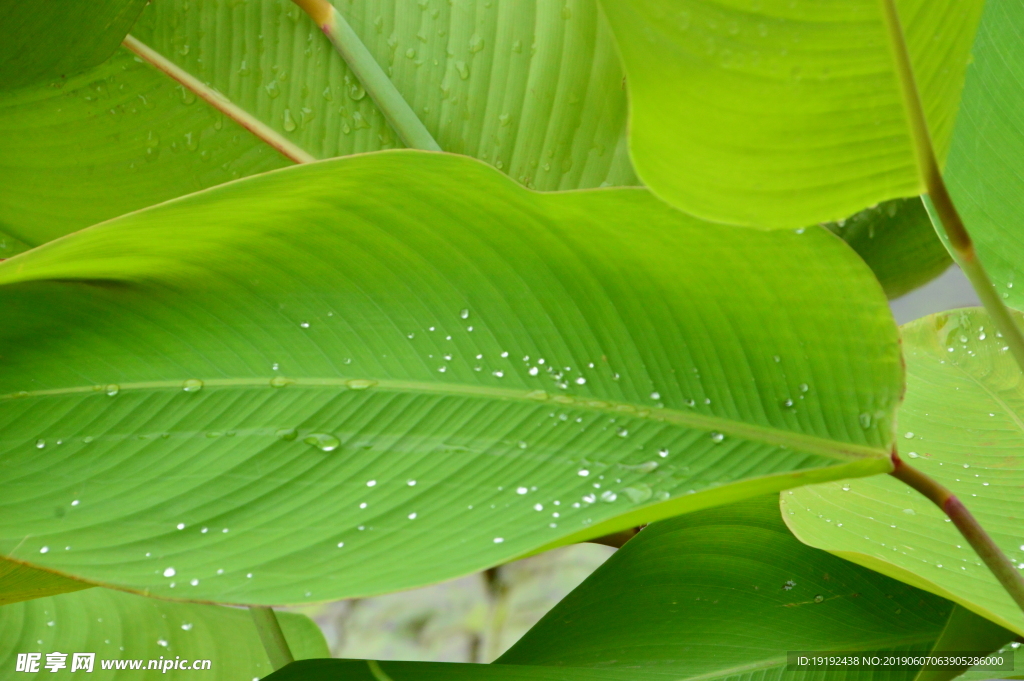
1,376,885,462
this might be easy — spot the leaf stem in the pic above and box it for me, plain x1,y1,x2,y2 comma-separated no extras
878,0,1024,372
291,0,441,151
121,36,316,165
889,452,1024,617
249,606,295,670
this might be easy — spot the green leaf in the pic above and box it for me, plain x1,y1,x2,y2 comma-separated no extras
785,308,1024,636
0,559,91,607
0,588,327,677
914,605,1016,681
826,198,952,300
598,0,984,228
500,495,977,678
266,496,995,681
0,0,636,248
0,151,899,604
939,0,1024,309
0,0,148,91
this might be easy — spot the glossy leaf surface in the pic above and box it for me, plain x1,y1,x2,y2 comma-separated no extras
786,309,1024,636
0,151,898,605
0,588,327,678
599,0,983,228
940,0,1024,310
0,0,635,248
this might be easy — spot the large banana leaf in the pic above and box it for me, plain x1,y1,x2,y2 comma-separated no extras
597,0,984,228
0,0,634,249
786,309,1024,636
0,587,327,678
0,0,148,91
265,497,1010,681
0,151,899,605
939,0,1024,311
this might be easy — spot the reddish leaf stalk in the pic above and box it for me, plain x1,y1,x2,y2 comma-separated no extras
889,452,1024,615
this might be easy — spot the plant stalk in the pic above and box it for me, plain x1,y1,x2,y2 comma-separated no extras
291,0,441,152
889,452,1024,616
249,606,295,671
122,36,316,165
879,0,1024,372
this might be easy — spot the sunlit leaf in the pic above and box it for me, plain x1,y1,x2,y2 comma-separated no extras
598,0,983,228
786,308,1024,636
0,151,898,604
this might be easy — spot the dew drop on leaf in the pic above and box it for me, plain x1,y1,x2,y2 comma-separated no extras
182,379,203,393
304,433,340,452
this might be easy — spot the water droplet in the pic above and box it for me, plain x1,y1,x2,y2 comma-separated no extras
516,487,528,495
658,448,669,458
182,378,203,393
617,427,629,438
304,433,340,452
189,578,199,586
455,60,469,79
710,432,724,443
903,508,915,515
176,523,185,530
407,480,417,486
106,384,120,397
904,431,914,439
164,567,176,577
35,439,45,449
600,490,617,502
529,367,539,376
347,379,376,390
460,308,469,319
298,320,309,328
650,391,660,400
408,512,417,520
578,469,590,477
492,370,504,378
366,480,376,487
781,398,794,408
348,83,366,100
575,377,587,385
813,594,824,603
270,376,293,388
858,413,872,428
907,451,919,458
276,427,298,441
799,383,809,393
518,441,528,449
39,546,48,554
622,483,652,504
493,537,504,543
